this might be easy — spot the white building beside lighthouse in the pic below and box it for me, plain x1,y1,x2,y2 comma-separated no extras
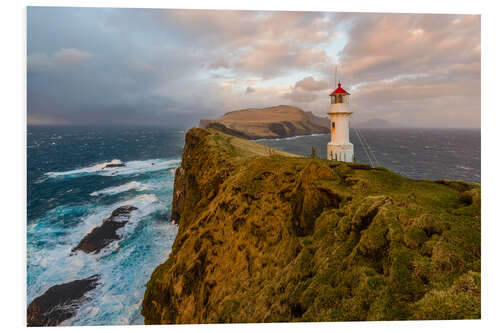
327,82,354,162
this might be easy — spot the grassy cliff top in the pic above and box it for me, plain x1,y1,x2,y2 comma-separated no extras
142,128,480,324
206,128,300,158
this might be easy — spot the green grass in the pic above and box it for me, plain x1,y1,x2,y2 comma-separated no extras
142,128,481,324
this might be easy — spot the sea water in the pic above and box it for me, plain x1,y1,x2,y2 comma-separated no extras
27,126,480,326
256,128,480,183
27,126,184,325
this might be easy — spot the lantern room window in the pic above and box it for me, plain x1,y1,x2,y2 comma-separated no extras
330,94,349,104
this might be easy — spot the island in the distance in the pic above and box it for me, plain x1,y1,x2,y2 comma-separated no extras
199,105,330,139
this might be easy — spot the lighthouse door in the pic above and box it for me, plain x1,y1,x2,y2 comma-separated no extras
331,122,335,140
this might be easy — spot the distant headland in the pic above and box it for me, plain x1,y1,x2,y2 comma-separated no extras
199,105,330,140
199,105,395,140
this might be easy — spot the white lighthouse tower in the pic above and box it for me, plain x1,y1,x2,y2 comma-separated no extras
327,82,354,162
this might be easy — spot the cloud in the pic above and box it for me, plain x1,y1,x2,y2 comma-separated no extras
26,8,480,128
336,14,480,83
155,10,337,78
282,89,318,103
209,58,230,70
28,48,92,71
53,48,92,66
129,58,155,71
158,10,335,48
245,86,255,94
329,13,480,127
226,42,331,79
295,76,329,91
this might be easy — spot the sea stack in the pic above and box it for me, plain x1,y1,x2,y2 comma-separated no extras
326,82,353,162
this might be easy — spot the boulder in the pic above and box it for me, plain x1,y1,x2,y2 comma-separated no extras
102,159,126,169
71,205,137,254
27,274,100,326
102,163,125,169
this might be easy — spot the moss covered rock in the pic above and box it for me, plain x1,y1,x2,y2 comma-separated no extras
142,128,480,324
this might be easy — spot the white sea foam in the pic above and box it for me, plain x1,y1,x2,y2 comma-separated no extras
27,193,165,306
254,133,328,142
80,194,161,254
281,133,327,141
45,158,180,180
90,181,147,197
59,193,176,325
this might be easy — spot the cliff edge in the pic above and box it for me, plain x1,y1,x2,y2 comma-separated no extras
142,128,480,324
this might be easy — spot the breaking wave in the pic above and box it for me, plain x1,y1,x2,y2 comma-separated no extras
90,181,148,197
45,158,181,180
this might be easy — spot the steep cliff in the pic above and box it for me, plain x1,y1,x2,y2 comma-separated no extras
142,128,480,324
199,105,329,139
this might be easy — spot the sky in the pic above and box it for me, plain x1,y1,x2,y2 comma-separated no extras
27,7,481,128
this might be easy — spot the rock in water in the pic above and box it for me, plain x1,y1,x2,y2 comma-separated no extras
27,274,100,326
102,159,126,169
103,163,125,169
72,205,137,254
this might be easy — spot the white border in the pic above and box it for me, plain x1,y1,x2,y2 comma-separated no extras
2,0,499,332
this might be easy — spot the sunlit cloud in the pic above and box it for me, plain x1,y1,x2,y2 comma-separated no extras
27,8,480,128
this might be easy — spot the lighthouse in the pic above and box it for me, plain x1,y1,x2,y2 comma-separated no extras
326,82,354,162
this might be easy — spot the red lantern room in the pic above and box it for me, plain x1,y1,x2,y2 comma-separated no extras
329,82,350,104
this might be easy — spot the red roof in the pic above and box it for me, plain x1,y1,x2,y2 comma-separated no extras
329,82,350,96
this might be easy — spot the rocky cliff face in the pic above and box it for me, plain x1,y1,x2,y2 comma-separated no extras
199,105,329,139
142,128,480,324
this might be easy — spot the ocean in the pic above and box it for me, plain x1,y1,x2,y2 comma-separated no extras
27,126,480,326
256,128,480,183
27,126,184,325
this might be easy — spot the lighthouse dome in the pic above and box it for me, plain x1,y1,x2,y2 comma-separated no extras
329,82,350,96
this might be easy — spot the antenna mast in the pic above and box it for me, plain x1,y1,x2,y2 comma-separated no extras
334,65,337,87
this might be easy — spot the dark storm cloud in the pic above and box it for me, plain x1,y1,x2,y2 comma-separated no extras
27,7,213,127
